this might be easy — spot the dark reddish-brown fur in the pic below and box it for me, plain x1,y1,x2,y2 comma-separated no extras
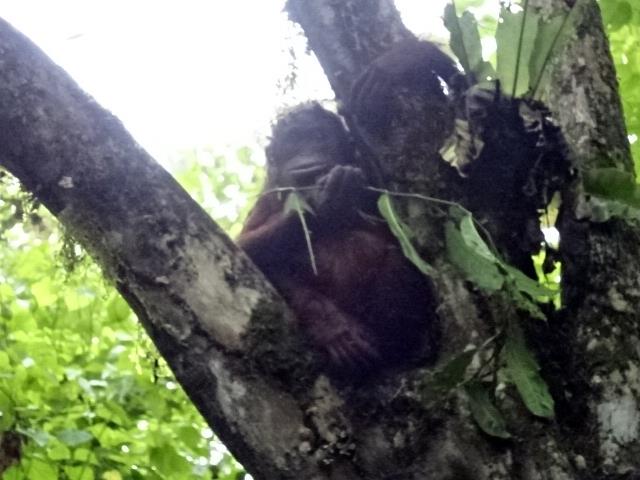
237,103,440,377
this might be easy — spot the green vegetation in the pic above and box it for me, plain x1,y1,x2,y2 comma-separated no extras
601,0,640,170
0,147,263,479
0,0,638,477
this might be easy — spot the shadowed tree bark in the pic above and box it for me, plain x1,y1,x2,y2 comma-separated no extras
0,0,638,478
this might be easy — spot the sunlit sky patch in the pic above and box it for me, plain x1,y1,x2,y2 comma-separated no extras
1,1,457,159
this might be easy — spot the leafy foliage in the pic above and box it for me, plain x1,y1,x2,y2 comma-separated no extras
496,3,540,96
445,0,580,98
377,194,435,276
600,0,640,169
0,145,262,479
446,0,639,167
504,320,555,419
443,4,496,82
445,208,554,308
2,0,638,472
377,187,555,434
416,0,571,435
580,167,640,222
465,382,511,439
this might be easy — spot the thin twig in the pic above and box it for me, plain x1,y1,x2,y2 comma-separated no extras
367,187,499,254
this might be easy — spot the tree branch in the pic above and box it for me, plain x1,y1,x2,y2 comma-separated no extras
286,0,413,103
0,17,329,479
536,0,640,471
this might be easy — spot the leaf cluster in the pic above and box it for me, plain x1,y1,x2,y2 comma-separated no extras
0,150,256,479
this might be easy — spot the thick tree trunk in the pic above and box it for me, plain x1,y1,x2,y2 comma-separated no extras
0,0,637,477
537,0,640,475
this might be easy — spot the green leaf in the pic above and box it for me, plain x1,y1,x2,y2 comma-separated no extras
102,471,123,480
443,5,495,81
106,294,132,324
431,349,477,393
504,265,554,299
528,12,572,96
445,217,503,291
377,194,435,276
57,429,93,446
584,168,640,206
26,459,58,480
150,443,191,477
63,465,95,480
601,0,633,30
74,448,98,463
455,0,485,8
1,465,23,480
283,190,314,215
284,191,318,275
496,6,540,96
465,382,511,439
581,168,640,222
30,279,58,307
504,320,555,418
0,390,15,430
47,442,72,461
511,289,547,321
459,213,496,262
0,350,10,369
18,427,50,447
445,209,553,311
582,196,640,223
177,425,203,450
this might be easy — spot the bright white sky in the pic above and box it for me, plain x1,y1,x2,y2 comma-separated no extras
0,1,451,160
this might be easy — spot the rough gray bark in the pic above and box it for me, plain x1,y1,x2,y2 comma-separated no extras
287,0,640,479
0,0,637,478
536,0,640,476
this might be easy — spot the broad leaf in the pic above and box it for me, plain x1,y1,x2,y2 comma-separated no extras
378,194,435,276
601,0,634,31
584,168,640,207
18,427,50,447
496,6,540,96
528,12,573,96
444,5,495,81
503,264,555,299
26,459,58,480
581,168,640,223
47,443,71,461
458,213,496,262
57,429,93,447
504,320,555,418
150,443,192,477
284,191,318,274
511,289,548,321
579,195,640,223
63,465,95,480
431,349,477,393
465,382,511,439
445,216,503,291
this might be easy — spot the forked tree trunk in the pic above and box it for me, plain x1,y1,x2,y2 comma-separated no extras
0,0,637,478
